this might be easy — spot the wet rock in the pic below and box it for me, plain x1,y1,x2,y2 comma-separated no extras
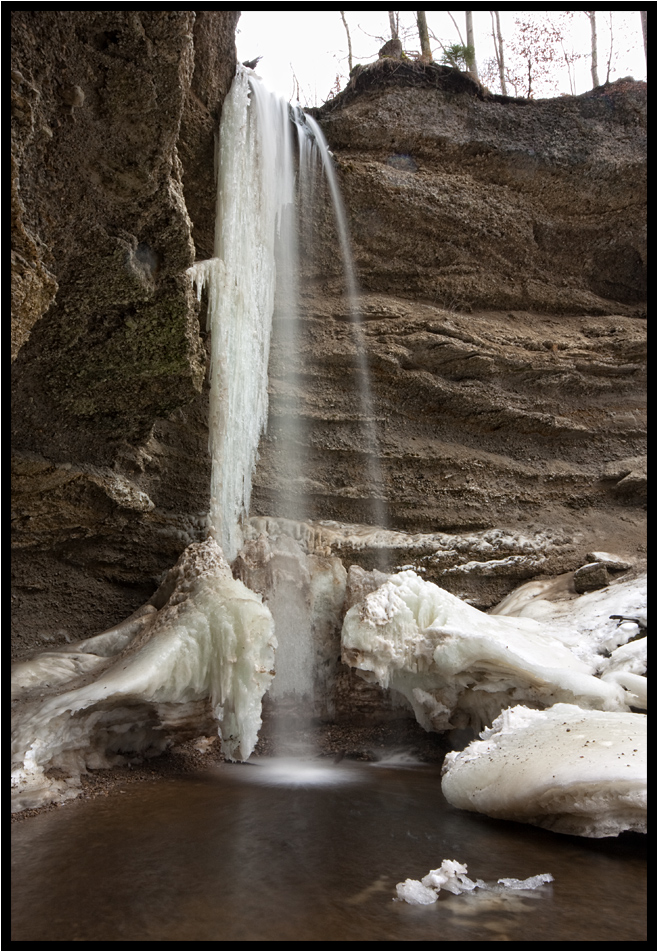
573,562,611,593
11,12,238,652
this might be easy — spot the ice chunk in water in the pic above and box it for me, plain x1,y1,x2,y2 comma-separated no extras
497,873,554,890
396,859,553,905
441,703,647,837
395,879,440,905
422,859,478,894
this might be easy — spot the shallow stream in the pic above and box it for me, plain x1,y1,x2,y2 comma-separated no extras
11,759,646,942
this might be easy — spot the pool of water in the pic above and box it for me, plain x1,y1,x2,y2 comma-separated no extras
11,759,646,942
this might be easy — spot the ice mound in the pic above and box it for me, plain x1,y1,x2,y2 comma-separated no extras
396,858,553,904
441,703,647,837
341,570,628,733
11,540,276,812
491,572,646,673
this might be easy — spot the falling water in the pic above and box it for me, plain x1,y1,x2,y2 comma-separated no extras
304,115,388,535
190,65,386,711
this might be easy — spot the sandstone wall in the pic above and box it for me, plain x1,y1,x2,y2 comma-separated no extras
250,65,647,596
11,11,238,655
11,39,646,659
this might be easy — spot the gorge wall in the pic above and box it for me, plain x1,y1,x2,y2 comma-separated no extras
252,64,647,603
11,11,237,656
11,18,646,666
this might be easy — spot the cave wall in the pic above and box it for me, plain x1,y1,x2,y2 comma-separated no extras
250,65,647,596
11,28,646,660
11,11,239,656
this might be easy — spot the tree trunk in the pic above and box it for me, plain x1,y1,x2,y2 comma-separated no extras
492,11,507,94
588,11,600,87
417,11,432,62
605,11,613,84
340,11,353,74
640,11,647,67
388,11,398,40
465,11,479,80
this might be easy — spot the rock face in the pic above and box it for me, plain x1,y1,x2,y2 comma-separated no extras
250,64,647,592
12,38,646,667
315,63,647,313
11,12,239,654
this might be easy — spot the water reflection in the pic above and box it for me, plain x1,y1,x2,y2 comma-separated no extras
11,762,646,942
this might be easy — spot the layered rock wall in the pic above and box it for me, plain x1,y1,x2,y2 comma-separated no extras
11,11,238,655
11,38,646,662
251,65,647,594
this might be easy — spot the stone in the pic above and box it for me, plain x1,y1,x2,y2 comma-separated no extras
573,562,611,593
585,552,633,572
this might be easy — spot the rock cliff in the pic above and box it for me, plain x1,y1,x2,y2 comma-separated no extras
11,11,238,655
251,63,647,599
11,29,646,662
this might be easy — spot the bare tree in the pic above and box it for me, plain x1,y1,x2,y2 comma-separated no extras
586,11,600,87
388,11,398,40
506,17,562,98
640,11,647,67
417,11,432,62
491,11,507,94
340,11,353,74
465,11,479,79
448,12,465,45
604,11,614,84
550,11,580,95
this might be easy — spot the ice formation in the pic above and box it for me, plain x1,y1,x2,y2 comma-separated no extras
188,67,371,563
341,570,630,733
235,528,347,712
11,540,276,812
188,66,291,561
395,859,553,905
441,703,647,837
491,570,646,666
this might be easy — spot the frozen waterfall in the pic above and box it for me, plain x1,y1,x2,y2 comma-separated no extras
189,65,381,563
189,65,386,713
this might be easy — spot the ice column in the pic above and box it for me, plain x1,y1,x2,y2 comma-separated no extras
190,66,386,565
189,66,298,561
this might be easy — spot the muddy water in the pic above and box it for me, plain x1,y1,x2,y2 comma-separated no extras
11,760,646,942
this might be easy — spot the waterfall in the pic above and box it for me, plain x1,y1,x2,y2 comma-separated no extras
189,65,385,711
304,114,388,536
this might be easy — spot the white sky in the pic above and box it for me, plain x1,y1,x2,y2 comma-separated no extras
236,10,646,104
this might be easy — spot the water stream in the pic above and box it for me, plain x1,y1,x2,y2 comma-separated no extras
11,762,646,942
